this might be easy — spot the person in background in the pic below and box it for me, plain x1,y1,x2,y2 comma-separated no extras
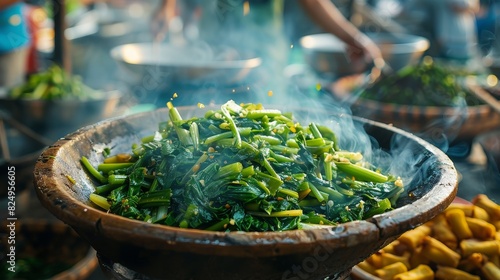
435,0,481,62
0,0,31,88
396,0,481,64
393,0,436,57
152,0,294,101
299,0,384,70
475,0,496,55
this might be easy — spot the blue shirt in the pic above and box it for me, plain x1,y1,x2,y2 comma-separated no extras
0,3,30,54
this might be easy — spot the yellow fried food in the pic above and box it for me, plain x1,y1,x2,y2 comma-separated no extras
446,203,490,221
460,239,500,257
381,240,403,255
466,217,496,240
409,247,430,269
421,236,461,268
435,265,480,280
445,208,473,240
379,252,411,269
357,259,377,275
431,214,457,249
367,251,385,268
398,225,431,251
393,264,434,280
472,194,500,221
481,262,500,280
459,252,486,272
489,253,500,267
375,262,408,280
356,194,500,279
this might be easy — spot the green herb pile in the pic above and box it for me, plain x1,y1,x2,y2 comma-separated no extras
359,60,484,107
82,101,404,232
8,65,101,100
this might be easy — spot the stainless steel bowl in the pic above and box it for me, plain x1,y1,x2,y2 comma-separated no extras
111,42,262,86
300,32,430,78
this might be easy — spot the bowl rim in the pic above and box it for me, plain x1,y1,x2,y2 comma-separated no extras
299,33,430,54
33,107,458,258
110,43,263,69
52,246,98,280
352,97,497,117
365,32,430,54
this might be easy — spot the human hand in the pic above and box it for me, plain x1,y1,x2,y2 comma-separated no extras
345,33,387,74
449,0,480,14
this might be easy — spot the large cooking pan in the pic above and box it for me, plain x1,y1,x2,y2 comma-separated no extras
111,42,262,87
300,32,430,78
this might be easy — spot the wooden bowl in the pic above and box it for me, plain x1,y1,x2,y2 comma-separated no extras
331,75,500,144
33,106,458,279
351,99,500,142
0,219,98,280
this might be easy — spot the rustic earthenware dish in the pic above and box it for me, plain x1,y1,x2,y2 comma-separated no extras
0,219,98,280
351,99,500,142
331,76,500,143
33,106,458,279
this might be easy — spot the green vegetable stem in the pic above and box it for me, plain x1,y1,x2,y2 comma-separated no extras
81,100,404,232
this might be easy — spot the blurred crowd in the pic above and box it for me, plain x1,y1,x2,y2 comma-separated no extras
1,0,499,89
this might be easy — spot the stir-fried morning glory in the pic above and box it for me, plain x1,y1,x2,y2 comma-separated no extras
83,100,404,232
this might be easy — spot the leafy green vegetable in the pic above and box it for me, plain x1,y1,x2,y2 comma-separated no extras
359,59,484,107
84,101,404,232
8,64,102,100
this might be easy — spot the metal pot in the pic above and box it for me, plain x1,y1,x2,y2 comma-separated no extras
111,42,262,88
300,32,430,79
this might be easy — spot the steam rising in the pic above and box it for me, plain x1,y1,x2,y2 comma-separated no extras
69,1,459,205
417,99,468,156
